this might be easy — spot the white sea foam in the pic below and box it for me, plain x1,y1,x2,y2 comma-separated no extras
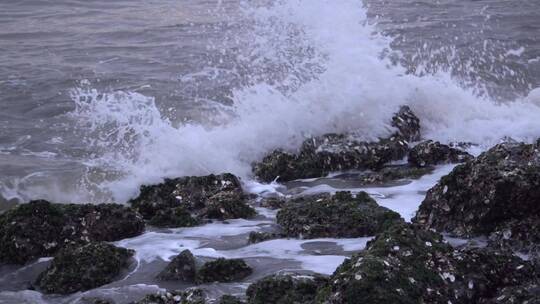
61,0,540,203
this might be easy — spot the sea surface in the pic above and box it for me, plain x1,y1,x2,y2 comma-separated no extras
0,0,539,303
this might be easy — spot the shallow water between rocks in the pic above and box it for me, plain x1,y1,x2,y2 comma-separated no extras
0,164,466,304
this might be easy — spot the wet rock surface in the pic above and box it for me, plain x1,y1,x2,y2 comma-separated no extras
414,141,540,255
248,231,284,244
320,223,539,304
133,289,206,304
0,200,144,265
408,140,473,167
196,258,252,283
35,242,134,294
253,106,420,182
157,249,198,282
246,273,328,304
276,191,403,239
129,173,255,228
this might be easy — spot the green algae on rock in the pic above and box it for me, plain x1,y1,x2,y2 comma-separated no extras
321,223,538,304
129,173,255,228
276,191,403,239
0,200,144,265
413,141,540,255
196,258,252,283
35,242,134,294
246,274,328,304
133,289,206,304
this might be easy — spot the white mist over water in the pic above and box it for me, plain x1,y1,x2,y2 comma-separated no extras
68,0,540,203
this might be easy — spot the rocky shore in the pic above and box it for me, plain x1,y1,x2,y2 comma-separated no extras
0,106,539,303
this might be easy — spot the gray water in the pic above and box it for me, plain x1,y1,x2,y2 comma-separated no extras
0,1,540,303
0,0,539,205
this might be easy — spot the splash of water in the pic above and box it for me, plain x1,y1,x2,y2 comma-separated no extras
67,0,540,203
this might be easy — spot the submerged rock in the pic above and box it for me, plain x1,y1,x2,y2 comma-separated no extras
157,249,197,282
133,289,206,304
276,191,402,239
35,242,134,294
246,273,328,304
408,140,473,167
413,141,540,255
0,200,144,265
196,258,252,283
321,223,538,304
248,231,284,244
129,173,255,228
253,106,420,182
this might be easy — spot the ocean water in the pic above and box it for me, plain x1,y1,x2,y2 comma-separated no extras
0,0,539,303
0,0,539,204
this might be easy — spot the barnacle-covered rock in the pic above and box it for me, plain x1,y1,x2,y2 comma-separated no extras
133,289,206,304
321,223,538,303
252,106,420,182
196,258,252,283
35,242,134,294
246,274,328,304
408,140,473,167
0,200,144,264
130,173,255,228
413,141,540,255
276,191,403,239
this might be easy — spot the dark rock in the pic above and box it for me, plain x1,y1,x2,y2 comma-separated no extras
408,140,473,167
253,135,409,183
61,203,145,242
148,207,199,228
346,165,434,185
276,191,403,239
253,106,421,182
248,231,283,244
133,289,206,304
454,246,538,302
0,200,144,265
253,150,320,183
391,105,421,142
129,173,255,228
259,197,286,210
219,295,245,304
413,141,540,254
35,242,134,294
320,223,538,304
201,192,256,220
246,273,328,304
0,200,66,264
488,216,540,257
157,249,197,282
196,258,252,283
482,283,540,303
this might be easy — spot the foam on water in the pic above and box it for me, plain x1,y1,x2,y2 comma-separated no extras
60,0,540,203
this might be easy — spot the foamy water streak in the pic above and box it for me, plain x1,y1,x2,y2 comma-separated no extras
70,0,540,202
